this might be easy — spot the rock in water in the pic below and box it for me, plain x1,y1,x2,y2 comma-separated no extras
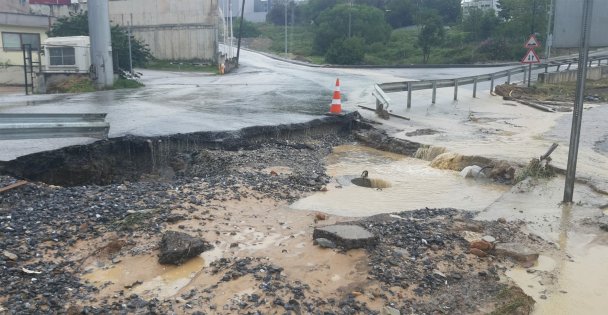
313,224,377,250
158,231,213,265
494,242,539,263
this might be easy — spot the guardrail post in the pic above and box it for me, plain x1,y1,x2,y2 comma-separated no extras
454,79,458,101
432,81,437,104
490,74,495,94
544,64,549,73
557,64,561,72
407,82,412,109
598,59,602,66
507,70,511,84
473,78,477,98
567,63,572,70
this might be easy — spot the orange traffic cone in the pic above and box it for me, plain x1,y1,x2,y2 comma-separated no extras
329,78,342,114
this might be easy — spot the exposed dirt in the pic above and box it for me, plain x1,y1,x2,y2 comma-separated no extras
0,127,553,315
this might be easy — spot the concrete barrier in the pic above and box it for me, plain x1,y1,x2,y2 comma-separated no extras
538,65,608,84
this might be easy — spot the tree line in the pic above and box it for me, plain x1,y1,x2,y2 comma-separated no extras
263,0,550,64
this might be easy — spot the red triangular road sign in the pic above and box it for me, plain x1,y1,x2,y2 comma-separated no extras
524,35,541,49
521,49,541,64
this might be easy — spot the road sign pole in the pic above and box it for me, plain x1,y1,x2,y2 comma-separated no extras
564,0,594,203
527,63,532,87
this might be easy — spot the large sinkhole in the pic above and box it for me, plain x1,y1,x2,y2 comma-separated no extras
0,115,360,187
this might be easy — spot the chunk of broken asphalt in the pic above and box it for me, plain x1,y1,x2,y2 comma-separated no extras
313,224,377,250
313,238,336,249
158,231,213,265
494,242,538,263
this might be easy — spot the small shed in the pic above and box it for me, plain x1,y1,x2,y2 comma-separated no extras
43,36,90,73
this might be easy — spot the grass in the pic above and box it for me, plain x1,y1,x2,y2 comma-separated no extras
534,78,608,102
145,59,218,73
52,76,96,93
514,158,556,183
113,78,144,89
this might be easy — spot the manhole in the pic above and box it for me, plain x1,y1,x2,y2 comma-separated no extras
350,171,391,189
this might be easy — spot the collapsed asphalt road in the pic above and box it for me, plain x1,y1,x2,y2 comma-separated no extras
0,115,553,314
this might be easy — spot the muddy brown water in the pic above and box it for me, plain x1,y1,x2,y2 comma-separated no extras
291,144,509,216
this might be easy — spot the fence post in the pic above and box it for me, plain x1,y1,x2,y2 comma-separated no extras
407,82,412,109
598,59,602,66
473,78,477,98
432,81,437,104
490,74,495,94
454,79,458,101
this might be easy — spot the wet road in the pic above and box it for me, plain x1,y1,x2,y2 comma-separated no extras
0,49,512,160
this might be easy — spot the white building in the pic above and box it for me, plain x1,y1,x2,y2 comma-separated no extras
462,0,500,16
43,36,90,73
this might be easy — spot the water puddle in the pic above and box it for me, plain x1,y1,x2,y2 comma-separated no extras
82,254,206,299
291,145,509,216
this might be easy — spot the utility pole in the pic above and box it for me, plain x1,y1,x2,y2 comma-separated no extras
88,0,114,89
127,22,133,75
545,0,555,60
564,0,594,203
236,0,245,65
284,1,287,54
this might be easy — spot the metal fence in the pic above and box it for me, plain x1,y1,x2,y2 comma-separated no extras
373,54,608,110
0,113,110,140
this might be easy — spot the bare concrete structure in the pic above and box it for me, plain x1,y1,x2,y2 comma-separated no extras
109,0,219,62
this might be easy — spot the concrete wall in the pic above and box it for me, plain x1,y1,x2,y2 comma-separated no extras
0,0,84,17
109,0,219,61
538,65,608,84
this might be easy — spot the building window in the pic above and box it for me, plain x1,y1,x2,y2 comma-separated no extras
1,32,41,51
49,47,76,66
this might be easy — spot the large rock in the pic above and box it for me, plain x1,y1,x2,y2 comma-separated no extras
313,224,377,250
158,231,213,265
494,243,539,263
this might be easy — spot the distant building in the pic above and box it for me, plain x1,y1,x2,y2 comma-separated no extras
0,0,84,18
108,0,220,62
461,0,500,16
221,0,271,23
0,12,50,85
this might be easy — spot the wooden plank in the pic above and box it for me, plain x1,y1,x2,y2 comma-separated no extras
0,180,28,194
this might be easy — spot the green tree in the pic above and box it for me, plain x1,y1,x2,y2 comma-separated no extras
325,36,365,64
462,8,500,42
234,18,261,37
386,0,415,28
420,0,462,25
48,12,152,70
496,0,549,40
417,11,444,63
312,4,391,55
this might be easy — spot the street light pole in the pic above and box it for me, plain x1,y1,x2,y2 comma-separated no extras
348,0,352,38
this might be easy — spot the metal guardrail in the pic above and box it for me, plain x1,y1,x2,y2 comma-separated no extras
0,113,110,140
374,55,608,109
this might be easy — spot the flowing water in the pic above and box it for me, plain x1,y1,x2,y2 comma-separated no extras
291,144,510,217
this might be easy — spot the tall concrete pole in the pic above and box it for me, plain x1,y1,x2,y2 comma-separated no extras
88,0,114,89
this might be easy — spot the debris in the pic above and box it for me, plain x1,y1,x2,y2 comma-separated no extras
470,248,487,257
482,235,496,244
494,243,539,264
21,268,42,275
314,238,337,249
124,280,143,289
158,231,213,265
313,224,377,250
2,250,17,261
315,212,328,221
470,240,492,251
0,180,27,194
460,165,486,179
270,170,278,176
381,305,401,315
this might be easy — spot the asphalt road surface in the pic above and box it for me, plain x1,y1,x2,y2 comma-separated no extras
0,49,565,160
